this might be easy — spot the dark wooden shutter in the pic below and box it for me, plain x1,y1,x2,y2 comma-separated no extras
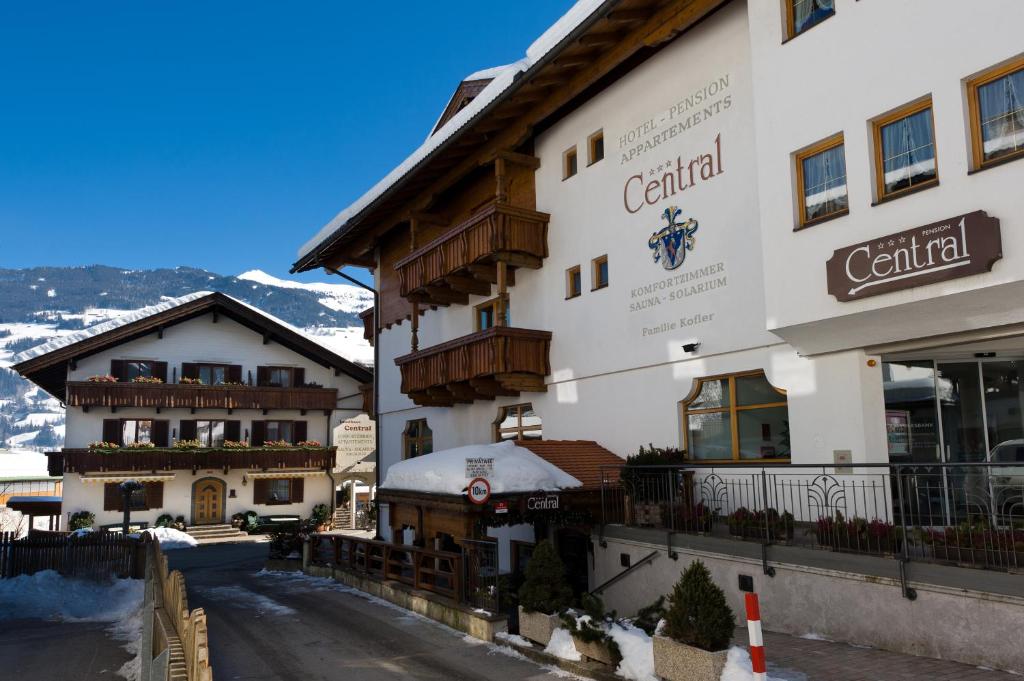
253,479,269,504
256,366,269,387
145,482,164,510
152,420,170,448
152,361,168,383
179,420,197,441
292,368,305,387
224,420,241,442
293,421,307,444
227,365,243,384
103,419,122,445
110,360,126,381
291,478,304,504
181,363,199,380
251,421,266,446
104,483,123,511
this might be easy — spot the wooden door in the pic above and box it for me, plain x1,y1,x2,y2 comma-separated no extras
193,478,225,525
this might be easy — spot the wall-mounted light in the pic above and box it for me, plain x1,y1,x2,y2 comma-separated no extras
242,475,248,487
866,359,877,367
682,342,701,354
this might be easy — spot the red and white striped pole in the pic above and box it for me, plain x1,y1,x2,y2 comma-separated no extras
745,593,767,681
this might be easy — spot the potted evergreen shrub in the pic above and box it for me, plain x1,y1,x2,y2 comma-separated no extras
559,593,619,665
69,511,95,531
517,539,572,646
653,560,735,681
311,503,331,532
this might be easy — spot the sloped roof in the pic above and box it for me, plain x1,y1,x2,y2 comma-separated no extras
12,291,372,401
516,440,623,490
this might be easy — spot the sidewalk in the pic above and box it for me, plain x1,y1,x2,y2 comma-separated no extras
736,628,1021,681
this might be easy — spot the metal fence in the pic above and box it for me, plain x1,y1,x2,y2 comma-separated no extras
600,462,1024,576
461,539,500,613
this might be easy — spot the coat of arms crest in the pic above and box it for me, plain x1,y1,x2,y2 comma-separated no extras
648,206,698,270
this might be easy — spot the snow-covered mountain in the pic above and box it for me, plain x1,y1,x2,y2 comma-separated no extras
0,265,373,452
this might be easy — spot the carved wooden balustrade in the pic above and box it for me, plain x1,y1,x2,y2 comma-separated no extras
394,201,549,306
394,326,551,406
65,381,338,413
53,447,336,474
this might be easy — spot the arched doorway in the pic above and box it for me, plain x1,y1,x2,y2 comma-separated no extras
192,477,226,526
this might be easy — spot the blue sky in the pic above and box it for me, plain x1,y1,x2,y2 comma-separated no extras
0,2,573,285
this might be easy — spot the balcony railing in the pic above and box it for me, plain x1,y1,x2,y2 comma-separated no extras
394,201,549,306
394,326,551,406
65,381,338,413
53,446,336,474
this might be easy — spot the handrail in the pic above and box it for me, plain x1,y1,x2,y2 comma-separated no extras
394,326,552,364
589,550,660,595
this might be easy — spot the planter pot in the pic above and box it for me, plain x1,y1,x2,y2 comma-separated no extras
571,634,615,665
653,635,728,681
316,523,330,533
518,607,560,647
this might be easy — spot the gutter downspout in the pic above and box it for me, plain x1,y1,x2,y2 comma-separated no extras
324,265,383,541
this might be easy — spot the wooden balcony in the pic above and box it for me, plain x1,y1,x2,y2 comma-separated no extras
53,447,336,475
394,326,551,407
65,381,338,414
394,202,549,306
359,307,375,345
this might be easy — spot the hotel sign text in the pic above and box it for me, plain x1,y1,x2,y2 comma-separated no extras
826,211,1001,302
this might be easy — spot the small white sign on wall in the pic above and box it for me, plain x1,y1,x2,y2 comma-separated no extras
465,457,494,478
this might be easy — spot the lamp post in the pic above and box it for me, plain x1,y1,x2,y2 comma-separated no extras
324,266,382,540
119,479,144,535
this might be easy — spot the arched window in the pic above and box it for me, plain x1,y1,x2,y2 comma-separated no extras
680,370,789,462
403,419,432,459
494,403,542,442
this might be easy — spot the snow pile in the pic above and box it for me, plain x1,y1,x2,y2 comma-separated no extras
494,631,533,648
138,527,198,550
380,440,581,495
0,449,50,477
194,585,296,616
608,622,656,681
0,570,143,622
544,627,582,661
719,647,804,681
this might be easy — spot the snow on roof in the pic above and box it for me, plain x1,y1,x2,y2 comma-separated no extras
297,0,608,262
463,63,516,82
10,291,211,363
380,440,581,496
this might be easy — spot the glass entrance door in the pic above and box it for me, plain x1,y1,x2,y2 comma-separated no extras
937,362,988,463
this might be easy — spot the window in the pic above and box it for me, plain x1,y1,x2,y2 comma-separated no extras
122,419,154,446
681,370,790,462
268,367,294,387
196,421,226,448
592,255,609,290
786,0,834,39
563,146,578,179
265,421,294,443
125,361,154,380
872,98,938,200
253,477,304,505
198,364,230,385
256,366,304,388
403,419,433,459
968,56,1024,169
268,479,291,503
588,130,605,165
566,265,582,299
795,133,848,227
495,403,542,441
103,482,162,511
475,297,510,331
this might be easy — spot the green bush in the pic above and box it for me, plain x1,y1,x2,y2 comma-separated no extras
155,514,175,528
517,539,572,614
69,511,94,531
663,560,734,651
632,596,666,636
310,503,330,526
559,592,622,663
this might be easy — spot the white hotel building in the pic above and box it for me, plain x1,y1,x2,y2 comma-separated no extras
293,0,1024,669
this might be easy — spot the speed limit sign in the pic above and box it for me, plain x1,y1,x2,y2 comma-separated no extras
467,477,491,505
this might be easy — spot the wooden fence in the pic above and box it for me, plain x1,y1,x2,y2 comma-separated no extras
148,540,212,681
0,530,144,580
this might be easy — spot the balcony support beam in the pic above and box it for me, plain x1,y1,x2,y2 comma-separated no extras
446,275,491,297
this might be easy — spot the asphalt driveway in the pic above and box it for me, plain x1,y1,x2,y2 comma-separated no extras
168,543,564,681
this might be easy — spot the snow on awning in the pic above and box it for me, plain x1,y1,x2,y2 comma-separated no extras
380,440,582,496
246,470,326,479
81,473,177,484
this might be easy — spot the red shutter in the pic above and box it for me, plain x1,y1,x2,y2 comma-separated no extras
293,421,307,444
181,363,199,380
253,479,269,504
293,368,305,387
224,420,241,442
144,482,164,510
153,420,170,448
104,483,123,512
227,365,243,384
251,421,266,446
103,419,122,445
256,366,269,387
152,361,168,383
179,420,197,441
110,360,125,381
292,478,304,504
